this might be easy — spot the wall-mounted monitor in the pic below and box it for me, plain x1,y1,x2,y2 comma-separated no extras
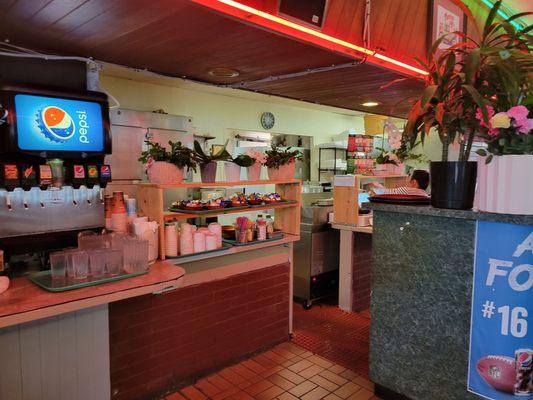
0,85,111,158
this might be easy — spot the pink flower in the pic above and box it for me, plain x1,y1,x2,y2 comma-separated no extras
507,105,529,122
516,118,533,134
475,105,495,128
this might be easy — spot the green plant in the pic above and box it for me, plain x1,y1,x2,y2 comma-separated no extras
232,154,254,167
264,146,302,169
138,140,196,171
193,140,232,166
168,141,197,171
405,1,532,162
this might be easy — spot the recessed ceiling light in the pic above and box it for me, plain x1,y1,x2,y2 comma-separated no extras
362,101,379,107
207,67,240,78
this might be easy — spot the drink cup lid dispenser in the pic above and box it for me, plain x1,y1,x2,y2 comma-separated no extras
0,84,113,260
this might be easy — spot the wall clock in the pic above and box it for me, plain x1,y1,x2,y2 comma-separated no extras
261,112,275,130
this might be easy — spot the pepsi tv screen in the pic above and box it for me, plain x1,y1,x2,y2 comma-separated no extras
14,93,105,152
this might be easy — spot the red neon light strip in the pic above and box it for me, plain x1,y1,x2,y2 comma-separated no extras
193,0,428,77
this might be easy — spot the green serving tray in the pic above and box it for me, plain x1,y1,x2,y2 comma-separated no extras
28,269,148,292
222,234,284,247
165,241,233,260
248,199,298,208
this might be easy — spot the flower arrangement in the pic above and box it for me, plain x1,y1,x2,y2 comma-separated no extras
264,146,302,169
245,150,267,164
476,105,533,162
138,140,196,171
376,121,426,166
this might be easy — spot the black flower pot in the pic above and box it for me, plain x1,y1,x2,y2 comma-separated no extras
430,161,477,210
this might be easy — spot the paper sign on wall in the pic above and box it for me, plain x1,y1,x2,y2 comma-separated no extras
468,221,533,399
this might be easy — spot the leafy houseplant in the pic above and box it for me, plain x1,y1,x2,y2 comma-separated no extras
232,154,254,167
138,140,196,184
193,140,231,183
405,1,532,210
265,146,302,180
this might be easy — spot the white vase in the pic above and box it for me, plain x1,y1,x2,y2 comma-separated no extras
476,155,533,215
147,162,183,184
224,162,241,182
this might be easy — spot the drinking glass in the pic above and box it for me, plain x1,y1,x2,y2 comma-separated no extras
123,238,149,274
49,251,67,280
106,250,123,276
79,235,107,250
71,251,89,280
89,250,106,278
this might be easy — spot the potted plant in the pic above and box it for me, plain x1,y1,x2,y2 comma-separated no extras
405,1,531,210
226,154,253,182
138,140,196,184
245,150,267,180
476,106,532,214
375,128,426,176
264,146,302,180
193,140,232,183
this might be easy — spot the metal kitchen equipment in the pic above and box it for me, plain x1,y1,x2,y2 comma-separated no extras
293,193,339,309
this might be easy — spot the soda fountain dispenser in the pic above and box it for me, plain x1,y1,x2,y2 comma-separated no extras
0,84,113,262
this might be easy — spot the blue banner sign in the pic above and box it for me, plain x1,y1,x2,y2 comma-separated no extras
468,221,533,399
15,93,105,152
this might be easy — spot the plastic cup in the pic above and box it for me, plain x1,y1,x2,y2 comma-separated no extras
49,251,67,280
89,250,106,278
106,250,123,276
71,251,89,280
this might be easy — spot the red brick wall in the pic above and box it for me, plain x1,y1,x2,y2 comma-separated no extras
109,263,290,400
352,233,372,312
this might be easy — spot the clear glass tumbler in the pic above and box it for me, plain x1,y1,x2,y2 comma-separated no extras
71,251,89,280
89,250,106,278
106,249,123,276
49,251,67,280
123,238,149,274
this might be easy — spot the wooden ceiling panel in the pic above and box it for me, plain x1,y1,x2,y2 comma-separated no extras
244,63,425,117
0,0,425,117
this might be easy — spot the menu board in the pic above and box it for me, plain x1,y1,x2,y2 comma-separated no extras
14,93,105,152
468,221,533,399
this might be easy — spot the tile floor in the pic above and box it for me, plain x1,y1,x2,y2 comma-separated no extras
166,342,380,400
292,304,371,377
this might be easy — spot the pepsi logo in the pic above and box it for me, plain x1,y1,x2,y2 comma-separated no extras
517,352,532,368
36,106,76,142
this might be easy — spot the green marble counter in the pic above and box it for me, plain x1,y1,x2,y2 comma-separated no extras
367,205,531,400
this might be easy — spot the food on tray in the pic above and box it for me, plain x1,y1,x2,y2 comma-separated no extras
171,192,286,212
262,193,282,203
247,193,263,205
185,200,205,210
230,193,247,207
206,197,224,209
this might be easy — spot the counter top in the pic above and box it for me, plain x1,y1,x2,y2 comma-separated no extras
363,202,533,225
0,261,185,328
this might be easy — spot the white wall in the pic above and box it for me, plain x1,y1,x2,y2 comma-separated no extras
100,67,365,181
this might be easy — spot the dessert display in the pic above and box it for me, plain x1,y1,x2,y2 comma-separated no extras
169,192,290,213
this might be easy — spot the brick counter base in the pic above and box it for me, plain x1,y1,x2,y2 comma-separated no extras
109,263,290,400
